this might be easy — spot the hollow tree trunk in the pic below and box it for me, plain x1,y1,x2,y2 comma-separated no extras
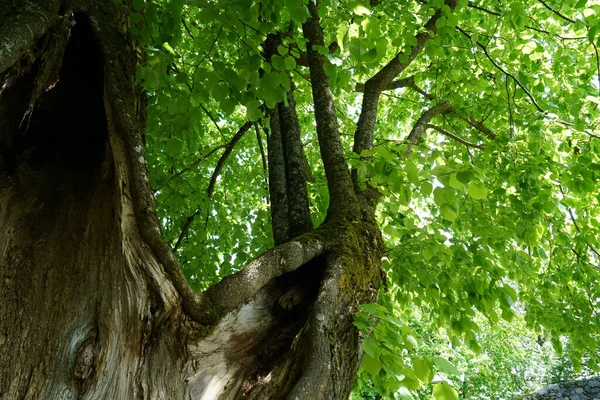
0,1,383,399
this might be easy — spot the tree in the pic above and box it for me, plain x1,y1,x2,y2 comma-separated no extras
0,0,598,399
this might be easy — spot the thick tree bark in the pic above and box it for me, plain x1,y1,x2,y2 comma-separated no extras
0,1,384,399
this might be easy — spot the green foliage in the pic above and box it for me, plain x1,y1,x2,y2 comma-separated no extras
352,309,597,400
133,0,600,397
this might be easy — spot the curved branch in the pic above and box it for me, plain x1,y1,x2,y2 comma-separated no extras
567,207,600,259
156,144,225,190
458,27,545,114
537,0,576,24
355,75,416,93
173,121,253,251
425,124,484,149
405,80,497,140
302,2,359,219
197,232,327,324
207,121,253,196
454,113,497,140
353,0,459,158
405,103,454,156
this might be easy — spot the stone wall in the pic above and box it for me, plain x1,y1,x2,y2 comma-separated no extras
521,376,600,400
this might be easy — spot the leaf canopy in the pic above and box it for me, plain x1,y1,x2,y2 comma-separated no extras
132,0,600,397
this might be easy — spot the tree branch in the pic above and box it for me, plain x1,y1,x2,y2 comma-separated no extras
262,33,314,241
567,208,600,259
401,79,497,140
278,87,314,238
254,122,270,204
467,1,500,16
156,145,225,190
302,2,359,219
207,121,253,196
196,232,327,324
199,103,223,136
255,122,268,173
458,27,545,114
454,113,497,140
266,102,291,245
295,41,340,67
468,1,584,40
405,103,454,156
425,124,484,149
537,0,576,24
101,26,207,323
355,75,416,93
353,0,459,159
173,121,253,251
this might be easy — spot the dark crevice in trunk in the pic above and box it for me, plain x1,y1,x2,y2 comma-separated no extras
228,256,328,398
1,13,107,174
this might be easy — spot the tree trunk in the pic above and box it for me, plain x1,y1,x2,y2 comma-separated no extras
0,1,383,399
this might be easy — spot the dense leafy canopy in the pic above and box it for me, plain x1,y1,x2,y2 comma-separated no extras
132,0,599,397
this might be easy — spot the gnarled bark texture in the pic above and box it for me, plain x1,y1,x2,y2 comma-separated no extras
0,1,384,399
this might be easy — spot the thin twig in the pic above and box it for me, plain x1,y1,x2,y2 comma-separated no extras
559,186,600,259
425,124,484,149
157,145,225,190
199,103,223,136
181,15,194,39
537,0,576,23
567,208,600,258
594,42,600,98
506,74,514,139
458,27,545,114
254,122,268,172
173,121,253,251
192,25,223,81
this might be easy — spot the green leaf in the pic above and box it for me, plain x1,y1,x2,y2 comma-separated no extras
448,173,463,189
165,138,183,157
421,181,433,196
336,23,348,51
406,162,419,184
284,56,296,70
271,55,287,71
361,353,381,376
162,41,176,55
432,382,459,400
245,100,262,122
467,182,488,199
414,358,434,383
353,5,370,15
362,337,379,358
432,357,460,375
440,204,457,221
